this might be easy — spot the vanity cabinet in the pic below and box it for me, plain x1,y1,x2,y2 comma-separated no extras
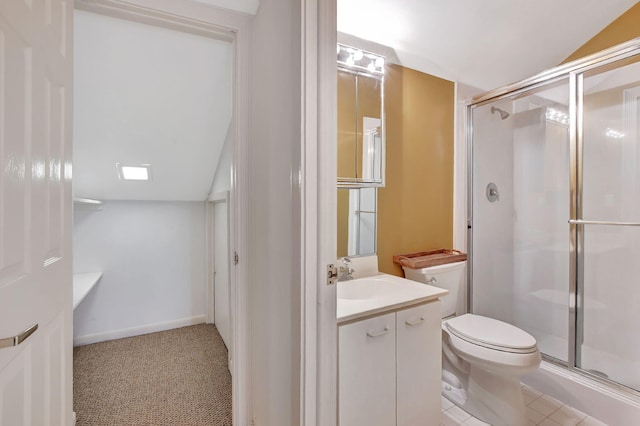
338,300,442,426
396,302,442,426
339,312,396,426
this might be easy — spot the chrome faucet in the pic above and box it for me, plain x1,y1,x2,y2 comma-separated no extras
337,257,355,281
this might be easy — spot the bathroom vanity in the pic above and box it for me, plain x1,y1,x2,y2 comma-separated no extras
337,274,447,426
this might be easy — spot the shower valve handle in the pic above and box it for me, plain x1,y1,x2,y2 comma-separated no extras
486,183,499,202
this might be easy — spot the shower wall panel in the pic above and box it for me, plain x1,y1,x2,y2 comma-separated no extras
471,101,515,323
472,81,570,363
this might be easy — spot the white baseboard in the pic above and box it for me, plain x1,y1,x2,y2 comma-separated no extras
73,315,206,346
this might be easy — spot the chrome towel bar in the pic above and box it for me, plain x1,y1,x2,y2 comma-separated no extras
568,219,640,227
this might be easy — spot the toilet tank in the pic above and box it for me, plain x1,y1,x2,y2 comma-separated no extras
402,261,466,318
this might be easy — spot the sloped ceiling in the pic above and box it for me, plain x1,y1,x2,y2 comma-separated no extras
73,10,233,201
338,0,639,90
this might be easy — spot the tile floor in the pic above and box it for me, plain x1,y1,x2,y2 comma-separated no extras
440,384,608,426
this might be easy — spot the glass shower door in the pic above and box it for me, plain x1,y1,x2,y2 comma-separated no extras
471,79,571,363
577,59,640,391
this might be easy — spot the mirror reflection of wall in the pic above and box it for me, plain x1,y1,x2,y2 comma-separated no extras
337,188,377,257
362,118,382,180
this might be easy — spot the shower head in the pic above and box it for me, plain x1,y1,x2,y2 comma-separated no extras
491,106,510,120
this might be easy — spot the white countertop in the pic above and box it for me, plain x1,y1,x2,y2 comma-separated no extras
73,272,103,309
337,273,448,324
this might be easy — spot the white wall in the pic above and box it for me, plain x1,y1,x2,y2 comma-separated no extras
73,201,206,344
470,100,516,322
470,88,572,362
210,125,232,195
74,9,232,202
249,0,302,423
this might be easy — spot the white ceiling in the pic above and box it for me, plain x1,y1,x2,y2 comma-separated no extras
338,0,639,90
73,10,233,202
72,2,638,202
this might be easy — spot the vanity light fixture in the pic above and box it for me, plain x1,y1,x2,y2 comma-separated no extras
367,62,376,73
116,163,152,181
337,43,385,75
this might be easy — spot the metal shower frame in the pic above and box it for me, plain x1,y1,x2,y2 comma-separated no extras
466,37,640,397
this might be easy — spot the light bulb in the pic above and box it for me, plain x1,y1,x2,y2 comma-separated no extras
353,49,364,61
337,44,341,55
367,62,376,73
346,55,354,67
375,57,384,68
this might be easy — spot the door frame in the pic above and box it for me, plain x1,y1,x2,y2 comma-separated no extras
73,1,251,423
301,0,338,423
206,192,231,356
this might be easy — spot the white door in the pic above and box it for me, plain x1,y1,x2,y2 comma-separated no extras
214,201,230,350
0,1,73,425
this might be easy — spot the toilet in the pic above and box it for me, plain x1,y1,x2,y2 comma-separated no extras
403,261,541,426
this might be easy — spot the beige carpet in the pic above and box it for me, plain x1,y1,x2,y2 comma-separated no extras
73,324,232,426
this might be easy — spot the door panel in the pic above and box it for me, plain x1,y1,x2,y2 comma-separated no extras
396,302,441,426
214,201,230,349
339,313,396,426
578,60,640,391
0,8,30,284
0,0,72,424
471,79,571,363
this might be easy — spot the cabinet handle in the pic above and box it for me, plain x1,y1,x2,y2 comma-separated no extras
405,317,425,327
366,327,389,338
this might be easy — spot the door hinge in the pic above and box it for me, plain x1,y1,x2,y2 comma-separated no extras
234,252,239,265
327,264,338,285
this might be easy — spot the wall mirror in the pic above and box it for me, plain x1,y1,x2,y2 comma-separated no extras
337,187,377,257
337,43,386,187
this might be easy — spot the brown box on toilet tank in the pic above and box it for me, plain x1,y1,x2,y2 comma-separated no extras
393,249,467,269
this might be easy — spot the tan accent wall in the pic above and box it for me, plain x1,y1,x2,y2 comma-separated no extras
563,2,640,63
377,64,455,276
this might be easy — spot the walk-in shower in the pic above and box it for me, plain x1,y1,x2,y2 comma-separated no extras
467,38,640,418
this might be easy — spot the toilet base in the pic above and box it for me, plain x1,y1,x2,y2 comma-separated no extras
443,365,527,426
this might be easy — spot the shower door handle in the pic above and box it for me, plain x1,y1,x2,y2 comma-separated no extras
568,219,640,226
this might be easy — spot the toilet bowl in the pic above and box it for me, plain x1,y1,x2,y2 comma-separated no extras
402,261,541,426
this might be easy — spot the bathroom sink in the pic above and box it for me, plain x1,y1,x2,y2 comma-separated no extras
337,277,402,300
336,273,448,323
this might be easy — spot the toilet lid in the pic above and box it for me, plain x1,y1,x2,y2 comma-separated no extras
445,314,537,353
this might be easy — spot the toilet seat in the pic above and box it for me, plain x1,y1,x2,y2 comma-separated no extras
445,314,538,354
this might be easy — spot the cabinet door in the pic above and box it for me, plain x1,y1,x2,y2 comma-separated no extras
396,302,442,426
339,312,396,426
